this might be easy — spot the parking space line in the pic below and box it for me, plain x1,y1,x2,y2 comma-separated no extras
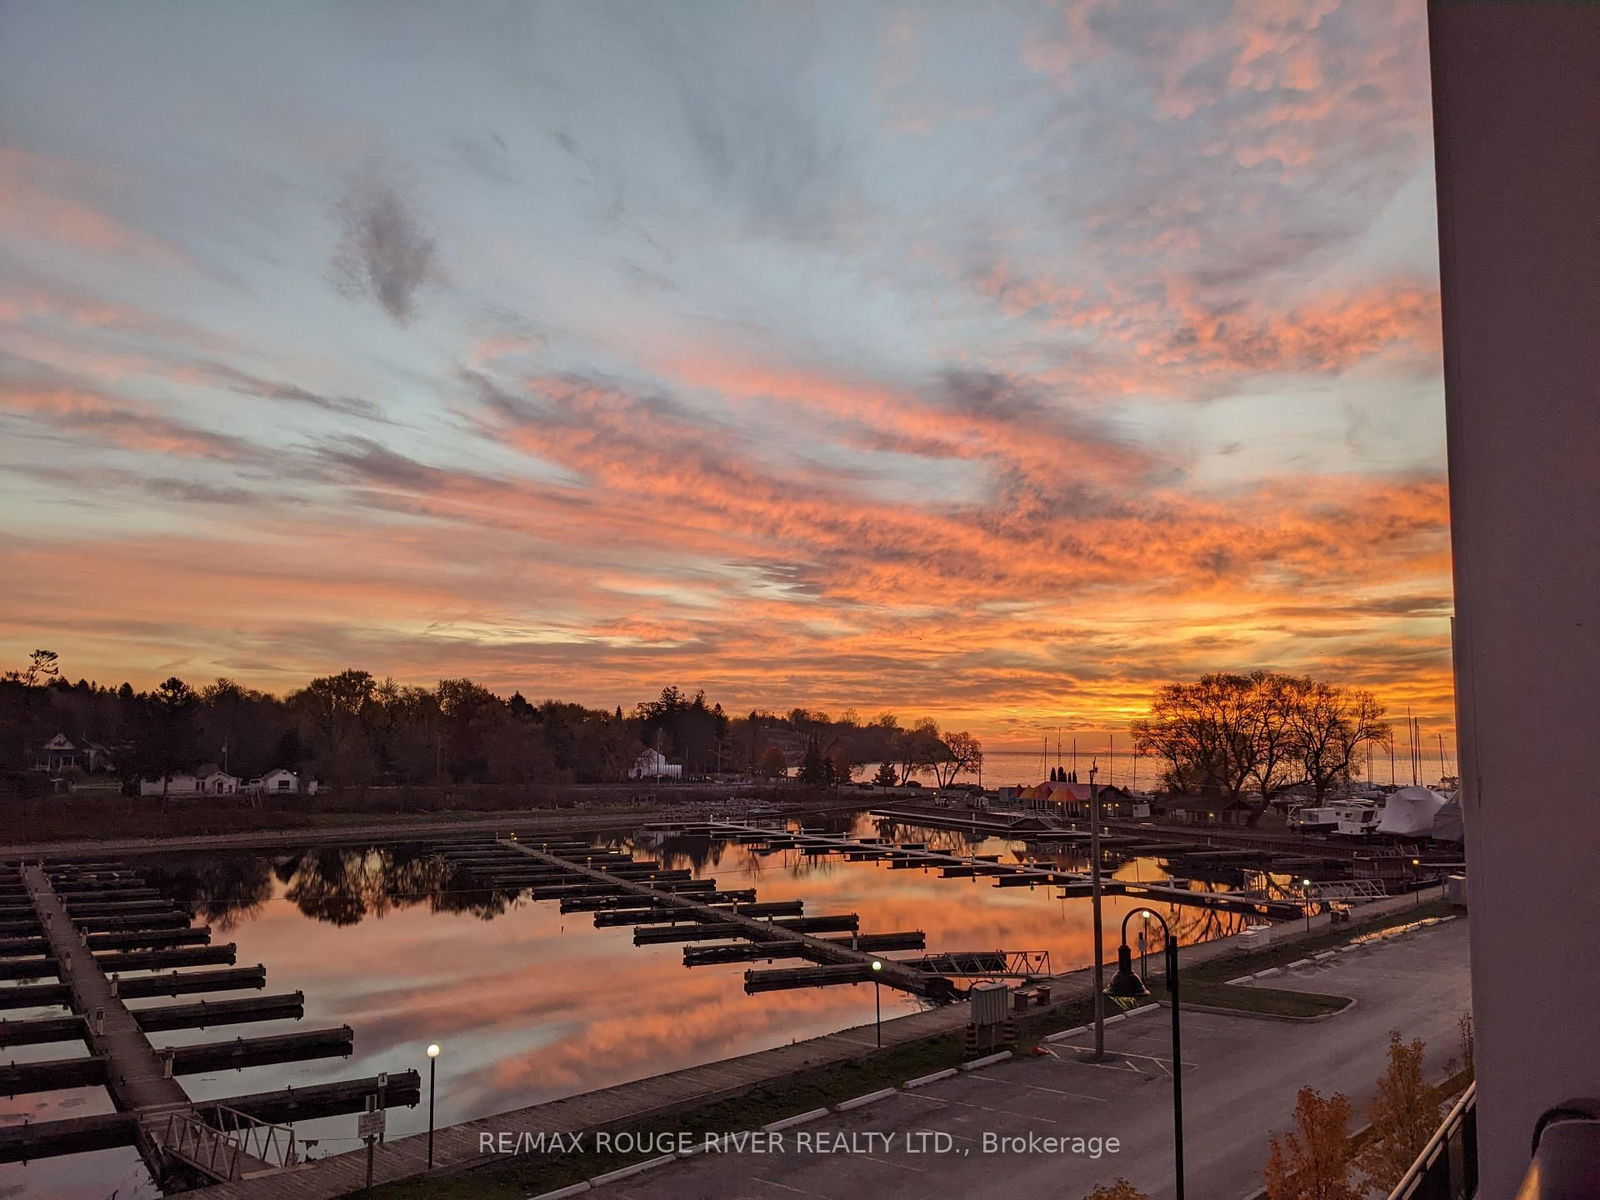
964,1072,1108,1102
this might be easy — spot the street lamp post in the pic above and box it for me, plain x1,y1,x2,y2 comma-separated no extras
1089,761,1106,1060
426,1043,440,1168
1107,910,1184,1200
871,959,883,1046
1302,878,1314,933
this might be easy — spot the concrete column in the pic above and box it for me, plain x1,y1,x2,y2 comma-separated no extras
1428,3,1600,1195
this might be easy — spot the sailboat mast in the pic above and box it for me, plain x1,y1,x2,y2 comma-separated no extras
1405,707,1411,786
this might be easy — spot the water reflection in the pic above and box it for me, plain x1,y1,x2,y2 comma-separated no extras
141,846,517,928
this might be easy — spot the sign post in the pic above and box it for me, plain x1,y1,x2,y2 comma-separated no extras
359,1100,385,1188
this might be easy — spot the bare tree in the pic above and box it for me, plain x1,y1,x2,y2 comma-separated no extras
894,718,945,785
934,731,984,787
1291,681,1390,801
1131,673,1264,807
1246,672,1308,808
1132,671,1390,824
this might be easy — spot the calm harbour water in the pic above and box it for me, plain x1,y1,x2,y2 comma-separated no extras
0,812,1257,1199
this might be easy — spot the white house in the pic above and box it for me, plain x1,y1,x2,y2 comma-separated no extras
33,733,115,774
247,768,319,796
628,748,682,780
198,769,240,795
140,765,241,797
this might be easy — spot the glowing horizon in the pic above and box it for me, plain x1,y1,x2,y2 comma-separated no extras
0,2,1454,750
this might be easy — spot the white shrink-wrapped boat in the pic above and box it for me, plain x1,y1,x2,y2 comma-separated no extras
1376,786,1449,836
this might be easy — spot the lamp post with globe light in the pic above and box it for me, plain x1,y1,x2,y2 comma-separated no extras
871,960,883,1046
1106,909,1184,1200
426,1043,440,1168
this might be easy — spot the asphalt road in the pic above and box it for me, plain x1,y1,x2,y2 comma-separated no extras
585,916,1471,1200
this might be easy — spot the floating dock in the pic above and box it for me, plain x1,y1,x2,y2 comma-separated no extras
0,860,418,1189
654,820,1304,920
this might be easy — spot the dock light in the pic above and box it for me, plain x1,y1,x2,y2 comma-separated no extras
871,960,884,1047
1106,908,1184,1200
426,1044,440,1168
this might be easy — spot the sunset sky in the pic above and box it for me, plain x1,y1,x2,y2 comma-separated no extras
0,2,1453,747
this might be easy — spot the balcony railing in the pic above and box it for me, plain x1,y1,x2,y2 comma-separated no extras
1387,1082,1477,1200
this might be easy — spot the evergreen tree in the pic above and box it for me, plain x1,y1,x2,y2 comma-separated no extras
798,737,828,785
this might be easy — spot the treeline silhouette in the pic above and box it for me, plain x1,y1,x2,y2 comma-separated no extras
2,651,980,788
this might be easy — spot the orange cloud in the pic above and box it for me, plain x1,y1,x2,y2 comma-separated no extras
0,147,187,264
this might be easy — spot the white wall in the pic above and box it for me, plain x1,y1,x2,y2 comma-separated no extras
1431,3,1600,1192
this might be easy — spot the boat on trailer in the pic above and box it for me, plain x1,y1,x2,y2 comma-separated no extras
1333,799,1385,837
1287,804,1343,832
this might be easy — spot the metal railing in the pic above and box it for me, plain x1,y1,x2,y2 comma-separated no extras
1388,1082,1477,1200
161,1104,299,1181
1308,879,1389,903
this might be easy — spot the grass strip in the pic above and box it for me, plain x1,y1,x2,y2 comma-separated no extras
1164,981,1349,1019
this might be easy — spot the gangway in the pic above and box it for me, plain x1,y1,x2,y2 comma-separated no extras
158,1105,299,1182
1308,879,1389,904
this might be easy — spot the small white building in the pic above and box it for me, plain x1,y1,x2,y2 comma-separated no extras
628,748,682,780
247,768,318,796
198,769,240,794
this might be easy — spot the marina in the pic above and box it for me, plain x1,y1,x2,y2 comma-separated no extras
0,860,419,1193
2,808,1421,1197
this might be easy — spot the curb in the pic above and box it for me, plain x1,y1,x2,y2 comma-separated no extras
1044,1024,1088,1043
587,1154,676,1187
960,1050,1012,1070
904,1068,959,1089
1163,996,1357,1024
835,1087,898,1111
529,1182,592,1199
762,1107,829,1131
